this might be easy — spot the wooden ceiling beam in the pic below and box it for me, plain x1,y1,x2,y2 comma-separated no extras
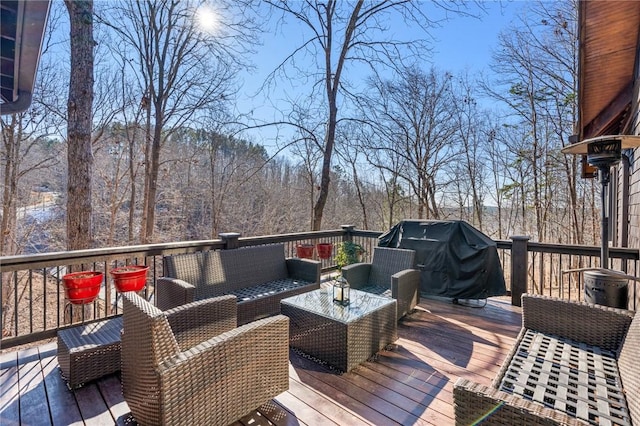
582,80,633,139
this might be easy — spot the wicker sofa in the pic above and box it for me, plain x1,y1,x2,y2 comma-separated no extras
454,293,639,425
341,247,420,320
157,243,321,324
121,292,289,426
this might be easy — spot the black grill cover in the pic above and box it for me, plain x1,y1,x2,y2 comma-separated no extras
379,220,507,299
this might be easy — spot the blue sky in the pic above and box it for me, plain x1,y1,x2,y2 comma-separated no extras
429,1,520,72
234,1,523,147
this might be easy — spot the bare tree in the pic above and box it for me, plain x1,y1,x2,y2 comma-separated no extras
91,123,140,246
354,123,411,228
449,72,489,230
334,123,375,229
484,0,590,243
361,66,459,219
100,0,255,243
484,119,511,239
261,0,471,230
531,0,585,244
0,0,64,254
65,0,94,250
0,4,66,335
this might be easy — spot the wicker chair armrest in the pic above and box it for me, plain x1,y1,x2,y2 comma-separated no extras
156,277,196,311
491,328,527,387
165,295,237,349
156,315,290,425
453,378,587,425
391,269,420,302
342,263,371,289
522,294,634,352
286,258,321,283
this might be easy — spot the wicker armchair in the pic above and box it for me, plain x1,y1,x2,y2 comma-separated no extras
121,292,289,426
454,294,639,425
342,247,420,320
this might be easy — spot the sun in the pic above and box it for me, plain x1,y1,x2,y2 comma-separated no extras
195,5,219,34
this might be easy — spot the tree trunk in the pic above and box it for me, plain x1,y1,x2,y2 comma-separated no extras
128,133,136,243
311,1,363,231
352,163,368,230
141,108,163,243
140,99,152,244
65,0,94,251
312,101,337,230
1,117,19,256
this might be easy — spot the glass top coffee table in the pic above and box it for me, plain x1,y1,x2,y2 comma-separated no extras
281,288,397,373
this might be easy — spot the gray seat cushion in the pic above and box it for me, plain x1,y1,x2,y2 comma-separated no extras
498,329,630,425
358,284,392,298
229,278,314,302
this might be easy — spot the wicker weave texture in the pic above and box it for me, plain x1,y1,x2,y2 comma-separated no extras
57,317,122,388
454,294,638,426
158,244,321,324
454,378,588,425
498,330,630,425
617,312,640,425
522,294,633,352
369,247,416,286
234,279,318,325
121,292,289,426
342,247,419,320
156,277,195,310
281,288,397,372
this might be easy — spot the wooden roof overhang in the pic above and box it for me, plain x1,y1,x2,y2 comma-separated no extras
578,0,640,140
0,0,50,115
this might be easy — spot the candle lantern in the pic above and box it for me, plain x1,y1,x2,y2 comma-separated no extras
333,276,350,306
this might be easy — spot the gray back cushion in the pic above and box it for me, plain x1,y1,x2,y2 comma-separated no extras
165,244,288,299
369,247,416,288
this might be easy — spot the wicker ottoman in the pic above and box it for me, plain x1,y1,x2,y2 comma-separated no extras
57,316,122,389
281,288,397,372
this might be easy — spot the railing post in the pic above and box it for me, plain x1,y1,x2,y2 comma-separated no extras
510,236,530,307
341,225,354,242
219,232,241,250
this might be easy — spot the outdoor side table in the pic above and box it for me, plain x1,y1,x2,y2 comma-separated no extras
281,288,397,373
57,316,122,389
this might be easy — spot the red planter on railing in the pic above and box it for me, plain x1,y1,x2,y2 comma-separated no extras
62,271,103,305
316,242,333,259
296,244,315,259
110,265,149,292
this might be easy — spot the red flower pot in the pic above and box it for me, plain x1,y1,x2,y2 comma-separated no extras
296,244,315,259
62,271,103,305
110,265,149,292
316,243,333,259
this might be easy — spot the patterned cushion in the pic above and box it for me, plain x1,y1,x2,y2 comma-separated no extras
499,329,630,425
229,278,313,302
358,284,392,298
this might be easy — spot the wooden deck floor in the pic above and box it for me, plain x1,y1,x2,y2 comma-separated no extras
0,296,521,426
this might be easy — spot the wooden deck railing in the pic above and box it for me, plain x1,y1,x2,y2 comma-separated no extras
499,237,639,308
1,226,638,348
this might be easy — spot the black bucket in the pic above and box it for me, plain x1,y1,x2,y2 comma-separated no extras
584,270,628,309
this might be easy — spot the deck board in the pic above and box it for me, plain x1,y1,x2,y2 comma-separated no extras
0,350,20,426
0,296,521,425
37,342,83,426
286,371,371,425
74,383,114,424
96,375,130,425
18,347,52,425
